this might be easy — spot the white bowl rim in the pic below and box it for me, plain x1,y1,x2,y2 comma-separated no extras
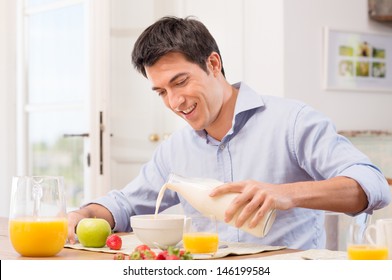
131,214,185,220
130,214,185,229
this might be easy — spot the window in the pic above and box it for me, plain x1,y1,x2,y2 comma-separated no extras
19,0,89,208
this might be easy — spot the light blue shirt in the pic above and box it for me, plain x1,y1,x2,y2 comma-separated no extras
92,82,390,249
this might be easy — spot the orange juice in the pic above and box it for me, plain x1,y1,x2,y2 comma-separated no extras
347,245,388,260
9,217,68,257
183,232,219,254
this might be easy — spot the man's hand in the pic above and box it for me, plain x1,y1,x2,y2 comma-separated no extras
67,210,88,244
66,204,115,244
209,180,294,228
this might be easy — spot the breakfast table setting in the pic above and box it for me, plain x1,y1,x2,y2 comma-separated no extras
1,215,353,260
3,177,392,280
2,175,389,261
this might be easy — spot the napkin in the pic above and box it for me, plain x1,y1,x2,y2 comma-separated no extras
253,249,348,260
65,233,144,254
192,241,286,259
65,233,286,259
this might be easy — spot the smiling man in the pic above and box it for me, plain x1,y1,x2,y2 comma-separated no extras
67,16,390,249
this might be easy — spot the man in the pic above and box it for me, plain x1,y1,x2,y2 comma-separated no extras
67,16,390,249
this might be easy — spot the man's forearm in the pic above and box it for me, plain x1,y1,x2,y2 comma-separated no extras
290,176,368,214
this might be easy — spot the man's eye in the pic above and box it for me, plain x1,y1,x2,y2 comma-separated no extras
154,89,166,96
176,78,188,86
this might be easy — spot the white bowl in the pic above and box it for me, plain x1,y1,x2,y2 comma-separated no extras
130,214,185,248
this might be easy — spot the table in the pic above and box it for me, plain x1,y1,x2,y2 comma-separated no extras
0,217,298,260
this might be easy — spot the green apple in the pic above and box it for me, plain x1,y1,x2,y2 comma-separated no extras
76,218,111,248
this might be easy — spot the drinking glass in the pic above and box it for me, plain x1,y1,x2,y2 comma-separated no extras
347,219,388,260
9,176,68,257
182,214,219,256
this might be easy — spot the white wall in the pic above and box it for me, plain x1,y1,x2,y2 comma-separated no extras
283,0,392,131
243,0,285,97
181,0,245,84
0,0,17,217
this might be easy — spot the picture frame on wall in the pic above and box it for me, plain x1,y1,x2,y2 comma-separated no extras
323,27,392,92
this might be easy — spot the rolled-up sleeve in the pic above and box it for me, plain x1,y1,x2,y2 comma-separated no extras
294,105,391,213
339,164,391,213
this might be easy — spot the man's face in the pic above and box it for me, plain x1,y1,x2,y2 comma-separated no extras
145,52,224,132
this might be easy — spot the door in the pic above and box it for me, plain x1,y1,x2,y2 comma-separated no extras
109,0,186,189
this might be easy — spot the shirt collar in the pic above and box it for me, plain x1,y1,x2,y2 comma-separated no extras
232,82,265,116
195,82,265,143
224,82,265,142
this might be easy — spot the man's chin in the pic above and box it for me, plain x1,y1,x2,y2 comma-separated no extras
187,122,204,131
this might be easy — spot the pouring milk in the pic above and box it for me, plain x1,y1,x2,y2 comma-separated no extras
155,173,276,237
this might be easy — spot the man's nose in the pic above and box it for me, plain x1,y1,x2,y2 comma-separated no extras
168,91,185,110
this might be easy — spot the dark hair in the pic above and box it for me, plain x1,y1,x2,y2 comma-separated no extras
131,16,225,77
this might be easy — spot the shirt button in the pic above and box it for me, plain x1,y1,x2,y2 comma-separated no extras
220,144,225,150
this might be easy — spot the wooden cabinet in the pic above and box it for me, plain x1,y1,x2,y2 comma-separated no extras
369,0,392,21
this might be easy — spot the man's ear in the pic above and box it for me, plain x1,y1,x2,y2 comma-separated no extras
207,52,222,76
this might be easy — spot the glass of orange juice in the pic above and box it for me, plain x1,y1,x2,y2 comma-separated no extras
183,214,219,256
347,220,388,260
9,176,68,257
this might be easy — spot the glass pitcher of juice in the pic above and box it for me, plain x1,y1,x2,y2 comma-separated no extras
9,176,68,257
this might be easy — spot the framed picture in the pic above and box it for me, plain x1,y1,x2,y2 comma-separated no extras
323,27,392,92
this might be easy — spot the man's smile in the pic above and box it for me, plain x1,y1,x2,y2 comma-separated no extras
180,103,197,115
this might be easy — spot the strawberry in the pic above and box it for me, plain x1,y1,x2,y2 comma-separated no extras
141,249,156,260
154,246,193,260
155,251,169,260
167,246,180,256
179,250,193,260
106,234,122,250
135,244,151,252
129,244,193,260
130,251,142,260
113,253,127,260
165,255,180,260
130,244,156,260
